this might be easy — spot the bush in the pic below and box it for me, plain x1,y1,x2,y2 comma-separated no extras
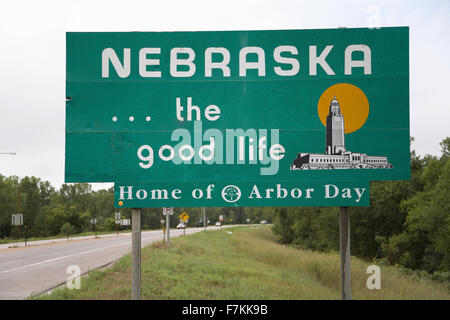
60,223,75,240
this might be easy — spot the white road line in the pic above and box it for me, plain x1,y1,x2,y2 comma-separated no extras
0,230,194,274
0,242,129,274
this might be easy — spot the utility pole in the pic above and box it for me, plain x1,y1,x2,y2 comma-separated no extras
166,210,171,246
337,22,353,302
339,207,352,300
115,211,120,236
24,225,27,247
131,208,141,300
160,209,165,244
203,207,206,231
17,185,21,242
337,24,352,301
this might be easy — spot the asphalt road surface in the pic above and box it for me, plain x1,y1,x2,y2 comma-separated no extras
0,227,214,299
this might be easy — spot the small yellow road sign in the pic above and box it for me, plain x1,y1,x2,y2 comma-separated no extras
180,212,189,222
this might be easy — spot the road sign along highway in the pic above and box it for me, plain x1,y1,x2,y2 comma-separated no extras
180,212,189,222
163,207,174,215
11,214,23,226
120,219,131,226
114,181,369,207
65,27,409,185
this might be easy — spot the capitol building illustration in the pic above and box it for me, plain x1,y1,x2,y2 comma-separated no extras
290,97,393,170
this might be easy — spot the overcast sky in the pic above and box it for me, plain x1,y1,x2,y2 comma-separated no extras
0,0,449,190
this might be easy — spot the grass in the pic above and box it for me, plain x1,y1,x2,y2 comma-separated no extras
34,226,450,300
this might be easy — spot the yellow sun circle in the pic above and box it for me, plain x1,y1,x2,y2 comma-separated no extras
317,83,369,134
118,201,123,206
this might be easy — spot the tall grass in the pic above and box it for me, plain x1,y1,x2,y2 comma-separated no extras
35,226,450,300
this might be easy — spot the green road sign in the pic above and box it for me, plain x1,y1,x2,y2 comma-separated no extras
113,181,369,208
66,27,409,184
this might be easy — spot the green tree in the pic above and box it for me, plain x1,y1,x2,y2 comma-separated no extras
0,175,18,238
272,208,295,244
45,205,68,235
60,222,76,240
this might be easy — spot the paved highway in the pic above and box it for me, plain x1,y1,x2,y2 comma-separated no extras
0,227,213,299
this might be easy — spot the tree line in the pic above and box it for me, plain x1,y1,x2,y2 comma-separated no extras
0,177,275,240
272,137,450,278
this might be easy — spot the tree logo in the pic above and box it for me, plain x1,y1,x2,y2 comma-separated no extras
221,185,241,203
